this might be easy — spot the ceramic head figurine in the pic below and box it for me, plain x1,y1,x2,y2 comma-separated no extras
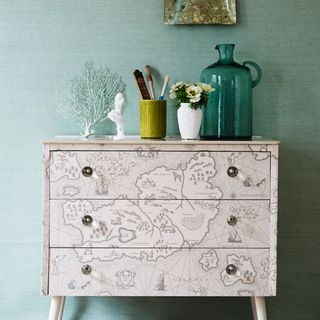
107,92,125,140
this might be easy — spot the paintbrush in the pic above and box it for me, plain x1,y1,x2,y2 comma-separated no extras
159,76,170,100
145,65,156,100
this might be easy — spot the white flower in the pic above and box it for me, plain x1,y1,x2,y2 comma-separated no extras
190,95,201,103
169,81,188,100
170,81,185,93
186,84,203,102
169,92,176,99
175,81,185,88
186,85,203,96
199,83,214,93
186,85,203,103
169,81,213,103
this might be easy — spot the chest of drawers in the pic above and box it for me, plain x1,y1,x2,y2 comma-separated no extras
41,137,279,319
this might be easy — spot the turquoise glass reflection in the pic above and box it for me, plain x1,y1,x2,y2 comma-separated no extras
200,44,262,139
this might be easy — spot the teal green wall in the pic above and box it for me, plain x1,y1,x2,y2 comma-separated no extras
1,1,319,319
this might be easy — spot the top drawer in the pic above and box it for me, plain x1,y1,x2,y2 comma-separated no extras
49,150,270,200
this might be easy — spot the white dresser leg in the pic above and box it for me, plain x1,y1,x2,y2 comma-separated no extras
251,297,258,320
57,296,65,320
251,297,267,320
48,296,63,320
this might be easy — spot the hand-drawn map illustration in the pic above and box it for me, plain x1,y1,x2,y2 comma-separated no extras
49,248,270,296
50,151,270,200
43,141,278,297
51,199,271,251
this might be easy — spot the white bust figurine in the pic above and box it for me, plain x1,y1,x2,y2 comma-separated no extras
107,93,125,140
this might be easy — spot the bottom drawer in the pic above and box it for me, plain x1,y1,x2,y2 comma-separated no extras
49,248,275,296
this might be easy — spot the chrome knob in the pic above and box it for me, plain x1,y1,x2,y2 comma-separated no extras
82,215,93,226
227,215,237,226
81,265,92,275
226,264,237,275
227,166,239,178
82,166,93,177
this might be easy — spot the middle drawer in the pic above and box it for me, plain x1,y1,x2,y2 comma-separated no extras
50,199,270,249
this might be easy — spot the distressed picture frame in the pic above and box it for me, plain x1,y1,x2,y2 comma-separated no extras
164,0,237,25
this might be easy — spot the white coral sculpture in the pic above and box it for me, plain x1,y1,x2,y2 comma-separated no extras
59,62,125,137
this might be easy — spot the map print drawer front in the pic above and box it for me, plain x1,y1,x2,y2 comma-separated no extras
49,248,273,297
50,150,271,200
50,199,270,249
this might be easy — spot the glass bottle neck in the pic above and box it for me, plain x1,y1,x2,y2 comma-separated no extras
216,44,235,64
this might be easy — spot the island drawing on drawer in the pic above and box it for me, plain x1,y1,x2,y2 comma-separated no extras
50,200,271,251
49,248,270,296
43,141,278,298
50,150,271,200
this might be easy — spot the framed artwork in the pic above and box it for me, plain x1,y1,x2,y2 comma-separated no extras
164,0,237,25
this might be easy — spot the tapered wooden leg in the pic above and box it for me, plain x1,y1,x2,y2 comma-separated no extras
48,296,63,320
251,297,267,320
57,296,65,320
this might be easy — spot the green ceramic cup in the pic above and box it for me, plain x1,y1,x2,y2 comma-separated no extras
140,100,167,139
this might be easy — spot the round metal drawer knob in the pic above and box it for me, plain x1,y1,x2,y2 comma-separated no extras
82,264,92,275
227,215,237,226
82,215,93,226
227,166,239,178
82,166,93,177
226,264,237,275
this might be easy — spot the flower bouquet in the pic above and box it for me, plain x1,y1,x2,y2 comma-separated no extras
169,82,214,139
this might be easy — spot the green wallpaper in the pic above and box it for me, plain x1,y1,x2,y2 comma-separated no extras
0,1,319,319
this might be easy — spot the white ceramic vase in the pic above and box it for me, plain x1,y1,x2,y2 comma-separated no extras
177,103,202,140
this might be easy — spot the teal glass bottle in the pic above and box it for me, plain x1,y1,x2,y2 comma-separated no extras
200,44,262,139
